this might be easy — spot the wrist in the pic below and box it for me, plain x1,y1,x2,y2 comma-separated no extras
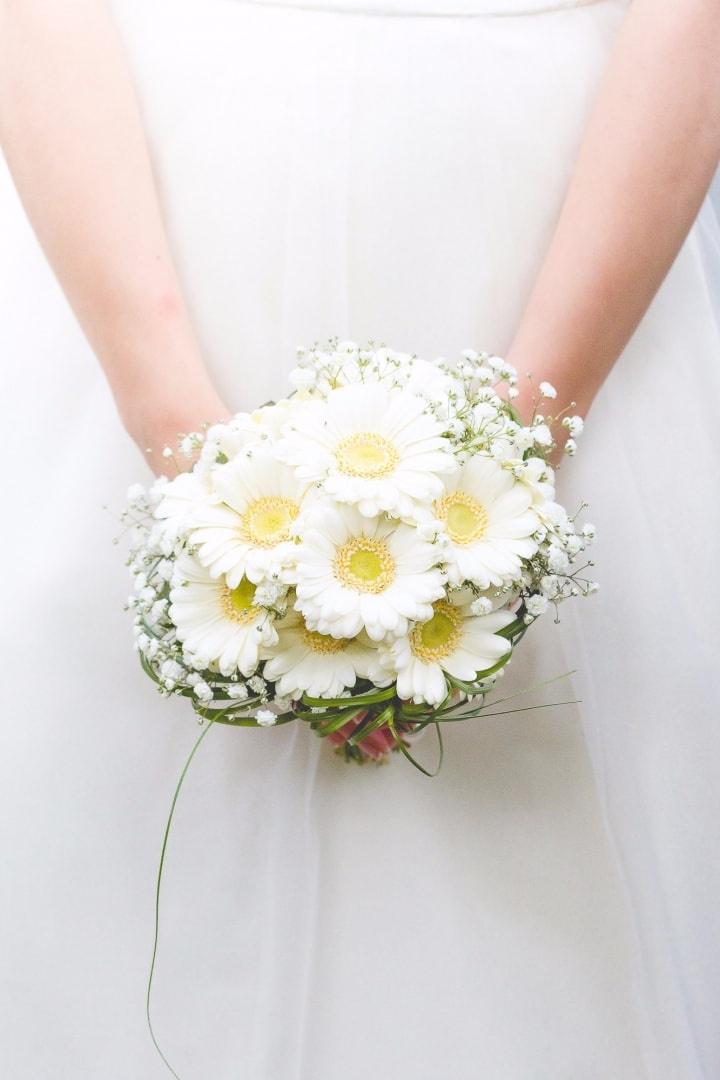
119,380,231,473
504,352,594,467
505,325,601,426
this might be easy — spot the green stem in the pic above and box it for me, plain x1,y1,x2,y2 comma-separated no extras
146,720,215,1079
388,715,444,777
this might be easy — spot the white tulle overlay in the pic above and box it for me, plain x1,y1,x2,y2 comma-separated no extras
2,0,719,1077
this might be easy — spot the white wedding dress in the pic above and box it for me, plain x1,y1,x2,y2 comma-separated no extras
2,1,720,1077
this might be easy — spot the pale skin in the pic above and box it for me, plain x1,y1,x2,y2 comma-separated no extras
1,0,720,474
0,0,230,470
506,0,720,434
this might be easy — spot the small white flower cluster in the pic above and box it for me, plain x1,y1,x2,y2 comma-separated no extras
123,341,596,738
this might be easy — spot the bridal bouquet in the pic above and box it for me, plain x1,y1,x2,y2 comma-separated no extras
123,341,595,773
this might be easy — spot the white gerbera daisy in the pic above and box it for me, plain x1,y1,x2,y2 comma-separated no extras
187,451,309,587
262,610,385,699
278,383,456,519
295,506,445,642
232,399,302,443
170,555,278,677
192,415,264,477
154,471,214,530
436,456,539,589
512,456,556,506
384,599,515,706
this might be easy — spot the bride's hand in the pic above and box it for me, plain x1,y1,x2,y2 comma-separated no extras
496,371,574,469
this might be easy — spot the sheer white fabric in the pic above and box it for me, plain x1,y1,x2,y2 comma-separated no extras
1,1,718,1078
554,223,720,1079
233,0,606,18
700,170,720,332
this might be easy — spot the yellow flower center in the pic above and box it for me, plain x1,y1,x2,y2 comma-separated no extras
241,496,299,548
436,492,489,545
333,536,396,594
410,601,463,662
334,433,399,479
221,577,261,624
301,627,350,654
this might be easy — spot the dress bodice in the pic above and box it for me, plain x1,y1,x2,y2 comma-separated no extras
234,0,610,19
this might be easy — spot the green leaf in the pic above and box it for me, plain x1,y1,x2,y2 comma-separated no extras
346,705,395,747
496,617,524,641
475,650,513,679
190,701,294,727
301,685,396,710
215,712,296,728
313,707,367,737
434,697,580,723
397,701,430,717
139,651,162,685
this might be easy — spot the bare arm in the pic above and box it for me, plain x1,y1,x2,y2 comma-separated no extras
0,0,229,470
507,0,720,432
